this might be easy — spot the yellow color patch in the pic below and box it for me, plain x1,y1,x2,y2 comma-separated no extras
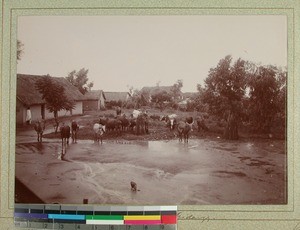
124,215,161,220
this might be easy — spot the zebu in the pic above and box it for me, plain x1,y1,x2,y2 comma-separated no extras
34,120,45,142
133,110,149,135
93,123,105,144
60,124,71,155
71,120,79,143
177,121,192,143
116,114,130,131
161,114,177,130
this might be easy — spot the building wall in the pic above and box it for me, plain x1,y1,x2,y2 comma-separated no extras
83,100,98,111
72,101,83,115
16,99,25,124
16,101,44,125
17,101,83,125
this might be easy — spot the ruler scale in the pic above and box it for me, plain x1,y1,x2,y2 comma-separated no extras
14,204,177,229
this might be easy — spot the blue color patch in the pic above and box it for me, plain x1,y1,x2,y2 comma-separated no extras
48,214,86,220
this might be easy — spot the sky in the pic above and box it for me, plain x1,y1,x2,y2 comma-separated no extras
17,15,287,92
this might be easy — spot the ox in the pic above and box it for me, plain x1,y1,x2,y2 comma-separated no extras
132,110,149,135
185,116,194,131
93,123,105,144
60,123,71,155
34,120,45,142
71,120,79,143
161,114,177,130
105,118,122,133
177,121,192,143
116,114,130,131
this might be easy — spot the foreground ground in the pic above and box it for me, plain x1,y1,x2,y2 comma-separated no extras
15,110,286,205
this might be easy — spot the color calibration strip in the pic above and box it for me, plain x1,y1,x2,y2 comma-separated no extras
14,204,177,229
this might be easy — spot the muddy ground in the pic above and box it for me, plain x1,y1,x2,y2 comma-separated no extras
15,111,286,205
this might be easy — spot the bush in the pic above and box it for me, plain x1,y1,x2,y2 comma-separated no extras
105,100,123,109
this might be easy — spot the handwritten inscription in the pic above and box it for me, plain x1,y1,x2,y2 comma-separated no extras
177,212,212,223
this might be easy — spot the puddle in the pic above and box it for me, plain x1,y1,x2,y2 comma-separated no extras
15,137,286,205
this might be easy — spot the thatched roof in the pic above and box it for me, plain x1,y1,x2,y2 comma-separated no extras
17,74,85,106
104,92,130,102
83,90,106,100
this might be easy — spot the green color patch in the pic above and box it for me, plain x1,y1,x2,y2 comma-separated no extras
85,215,123,220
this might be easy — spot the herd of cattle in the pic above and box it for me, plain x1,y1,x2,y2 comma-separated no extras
33,109,209,146
91,109,209,143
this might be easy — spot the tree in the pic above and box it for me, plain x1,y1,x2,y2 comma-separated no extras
66,68,93,94
17,40,24,61
246,65,286,133
201,55,247,139
170,79,183,102
35,75,75,133
129,89,149,109
151,90,172,111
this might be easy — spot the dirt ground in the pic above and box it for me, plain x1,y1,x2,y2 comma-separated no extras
15,110,287,205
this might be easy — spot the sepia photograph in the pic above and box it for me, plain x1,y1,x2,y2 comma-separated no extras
15,15,287,206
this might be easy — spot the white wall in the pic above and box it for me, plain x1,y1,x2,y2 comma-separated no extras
72,101,83,115
17,101,83,125
44,101,83,119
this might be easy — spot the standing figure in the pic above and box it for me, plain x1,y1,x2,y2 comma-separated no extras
116,106,122,116
26,107,32,125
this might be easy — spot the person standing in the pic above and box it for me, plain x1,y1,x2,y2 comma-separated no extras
26,107,32,125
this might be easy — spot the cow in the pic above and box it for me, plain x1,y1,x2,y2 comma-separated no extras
98,117,107,126
71,120,79,143
60,123,71,155
93,123,105,144
128,116,137,132
116,114,130,131
132,109,141,119
34,119,45,142
185,116,194,131
177,121,192,143
105,118,122,133
161,114,177,130
136,112,149,135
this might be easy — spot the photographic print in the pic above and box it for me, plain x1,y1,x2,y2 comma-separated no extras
15,15,287,206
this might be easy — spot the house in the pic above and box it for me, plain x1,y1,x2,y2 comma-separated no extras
16,74,85,125
82,90,106,111
104,92,131,107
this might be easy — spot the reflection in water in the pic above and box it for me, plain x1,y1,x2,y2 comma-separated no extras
35,142,44,154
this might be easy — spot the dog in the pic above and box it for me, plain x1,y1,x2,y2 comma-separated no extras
130,181,140,192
